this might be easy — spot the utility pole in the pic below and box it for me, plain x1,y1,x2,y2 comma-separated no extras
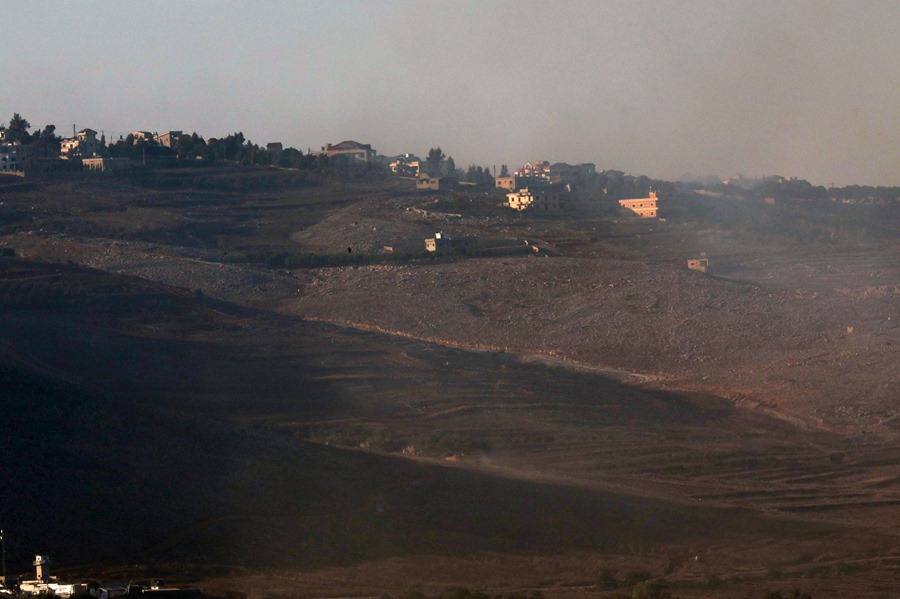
1,528,7,586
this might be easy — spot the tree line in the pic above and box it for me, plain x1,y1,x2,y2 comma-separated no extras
423,147,494,186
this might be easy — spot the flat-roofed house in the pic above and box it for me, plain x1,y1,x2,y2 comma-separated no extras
60,129,98,159
154,131,183,148
266,142,283,160
317,140,376,162
416,173,441,190
83,157,130,172
507,187,563,212
495,176,517,191
687,257,710,273
618,191,658,218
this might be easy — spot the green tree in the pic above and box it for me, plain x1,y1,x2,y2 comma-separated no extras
500,164,509,177
426,147,445,175
444,155,457,180
34,125,60,157
630,580,670,599
7,113,31,143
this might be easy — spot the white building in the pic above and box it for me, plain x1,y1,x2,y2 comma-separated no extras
60,129,98,159
18,556,88,598
0,140,26,172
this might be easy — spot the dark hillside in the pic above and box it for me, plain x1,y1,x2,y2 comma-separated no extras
1,176,897,597
0,258,830,580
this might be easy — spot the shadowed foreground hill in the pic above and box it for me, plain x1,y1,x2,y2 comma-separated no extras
0,259,825,577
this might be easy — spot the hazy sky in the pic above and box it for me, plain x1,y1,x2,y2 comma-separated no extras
4,1,898,186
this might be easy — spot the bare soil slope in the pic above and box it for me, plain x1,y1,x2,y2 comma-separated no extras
1,171,898,597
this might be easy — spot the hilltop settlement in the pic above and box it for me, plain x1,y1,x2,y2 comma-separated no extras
1,111,898,599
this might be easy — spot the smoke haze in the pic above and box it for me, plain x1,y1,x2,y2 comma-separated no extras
4,0,898,185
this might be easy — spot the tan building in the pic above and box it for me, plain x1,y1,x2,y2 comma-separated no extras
83,157,130,172
60,129,98,159
687,257,709,273
514,160,550,181
316,140,376,162
425,231,445,252
266,142,283,163
424,231,464,252
618,191,658,218
416,174,441,190
131,131,153,142
495,176,517,191
506,187,563,212
154,131,182,148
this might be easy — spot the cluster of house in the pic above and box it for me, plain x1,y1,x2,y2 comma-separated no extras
5,127,661,221
8,555,200,599
386,155,445,191
0,127,189,175
317,143,446,196
511,160,596,183
14,555,87,597
0,128,384,176
496,160,659,217
72,129,186,173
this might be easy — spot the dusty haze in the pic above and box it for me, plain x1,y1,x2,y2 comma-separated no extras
5,0,898,185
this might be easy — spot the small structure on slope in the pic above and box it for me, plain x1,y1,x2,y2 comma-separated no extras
687,255,710,273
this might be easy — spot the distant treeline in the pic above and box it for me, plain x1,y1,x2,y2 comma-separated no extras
2,113,386,181
669,192,898,244
828,184,899,203
124,164,330,191
684,175,899,204
110,131,385,177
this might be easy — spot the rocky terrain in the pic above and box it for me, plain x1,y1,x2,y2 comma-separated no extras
1,168,898,598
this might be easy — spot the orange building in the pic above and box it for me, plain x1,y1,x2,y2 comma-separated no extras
618,191,658,218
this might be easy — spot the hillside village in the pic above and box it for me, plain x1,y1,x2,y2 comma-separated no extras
3,113,896,210
1,107,898,599
3,110,899,281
